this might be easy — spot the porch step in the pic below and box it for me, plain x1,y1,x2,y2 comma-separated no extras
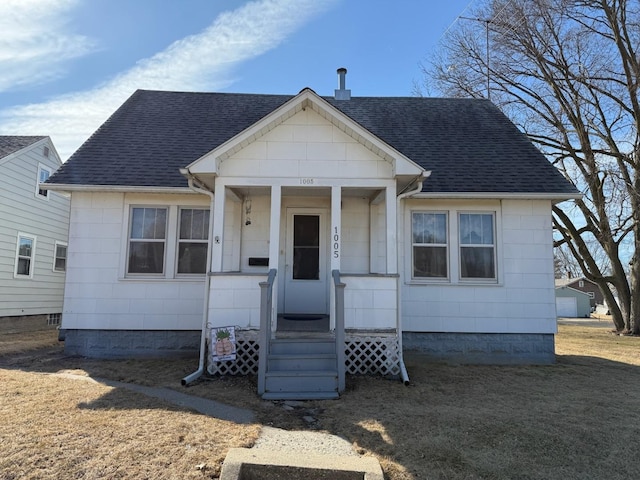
262,338,340,400
269,338,335,355
268,353,337,371
264,370,338,394
261,391,339,401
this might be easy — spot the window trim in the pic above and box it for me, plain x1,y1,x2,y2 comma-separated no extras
458,211,497,282
53,241,67,272
36,164,52,199
126,206,168,277
176,207,210,276
14,233,37,279
411,210,449,281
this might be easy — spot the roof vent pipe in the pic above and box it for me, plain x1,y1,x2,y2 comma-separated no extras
335,67,351,100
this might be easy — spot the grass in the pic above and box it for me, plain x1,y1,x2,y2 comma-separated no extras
1,322,640,479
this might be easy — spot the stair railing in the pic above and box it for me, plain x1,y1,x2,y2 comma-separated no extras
332,269,346,392
258,269,277,395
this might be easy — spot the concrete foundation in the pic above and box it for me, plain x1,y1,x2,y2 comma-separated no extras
60,329,200,358
402,332,555,364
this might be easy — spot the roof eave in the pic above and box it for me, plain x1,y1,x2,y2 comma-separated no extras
42,184,196,194
411,191,583,202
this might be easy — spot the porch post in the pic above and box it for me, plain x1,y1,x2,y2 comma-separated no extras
211,179,226,272
269,186,281,270
386,184,397,274
331,186,341,272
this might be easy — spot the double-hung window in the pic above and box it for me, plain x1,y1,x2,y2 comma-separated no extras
177,208,209,275
459,213,496,280
412,212,448,278
53,242,67,272
127,207,167,275
36,165,51,198
15,233,36,278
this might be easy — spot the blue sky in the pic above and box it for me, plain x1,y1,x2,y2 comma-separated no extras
0,0,473,161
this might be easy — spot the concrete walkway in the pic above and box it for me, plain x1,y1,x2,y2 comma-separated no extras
55,372,383,478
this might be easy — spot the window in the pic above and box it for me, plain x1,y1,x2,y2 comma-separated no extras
459,213,496,280
412,212,448,278
53,242,67,272
579,280,584,288
36,164,51,198
127,207,167,274
48,313,61,326
177,208,209,274
15,233,36,278
588,292,595,298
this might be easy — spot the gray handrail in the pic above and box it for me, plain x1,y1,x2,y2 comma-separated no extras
332,269,346,392
257,269,277,395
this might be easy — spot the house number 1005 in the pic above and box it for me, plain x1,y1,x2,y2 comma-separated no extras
333,226,340,258
300,178,314,185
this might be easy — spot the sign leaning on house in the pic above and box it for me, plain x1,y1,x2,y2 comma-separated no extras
210,326,237,362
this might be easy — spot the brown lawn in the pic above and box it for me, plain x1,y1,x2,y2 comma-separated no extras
1,321,639,479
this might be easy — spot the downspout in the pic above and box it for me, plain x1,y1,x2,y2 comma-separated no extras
395,171,431,386
181,169,215,386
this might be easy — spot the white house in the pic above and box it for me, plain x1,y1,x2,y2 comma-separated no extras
0,136,69,325
46,72,579,399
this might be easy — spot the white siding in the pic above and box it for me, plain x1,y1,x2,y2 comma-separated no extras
401,199,556,334
61,192,209,330
220,109,392,179
0,139,69,316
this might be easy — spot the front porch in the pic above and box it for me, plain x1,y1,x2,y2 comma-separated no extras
200,182,407,398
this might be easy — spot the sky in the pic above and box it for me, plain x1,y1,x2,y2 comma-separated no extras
0,0,474,161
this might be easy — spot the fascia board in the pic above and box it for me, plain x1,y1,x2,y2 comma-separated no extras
42,184,195,194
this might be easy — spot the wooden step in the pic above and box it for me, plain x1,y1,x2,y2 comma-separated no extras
264,370,338,394
268,353,337,371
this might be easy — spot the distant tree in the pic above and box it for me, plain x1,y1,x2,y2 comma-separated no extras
422,0,640,333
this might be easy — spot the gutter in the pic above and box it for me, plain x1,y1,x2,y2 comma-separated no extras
181,168,216,386
395,171,430,385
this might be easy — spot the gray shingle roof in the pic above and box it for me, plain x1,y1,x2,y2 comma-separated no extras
0,136,46,159
47,89,577,195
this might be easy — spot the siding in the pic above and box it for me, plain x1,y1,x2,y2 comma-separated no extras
61,192,209,330
401,199,557,335
0,139,70,316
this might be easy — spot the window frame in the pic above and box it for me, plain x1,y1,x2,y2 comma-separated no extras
458,212,497,282
126,206,168,277
14,233,37,279
53,241,67,272
411,211,449,280
176,207,210,276
36,164,52,199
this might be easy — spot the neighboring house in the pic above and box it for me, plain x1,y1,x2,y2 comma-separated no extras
555,286,592,318
46,72,579,399
0,136,70,325
555,277,603,308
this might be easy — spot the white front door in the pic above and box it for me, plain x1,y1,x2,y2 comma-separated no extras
284,208,328,314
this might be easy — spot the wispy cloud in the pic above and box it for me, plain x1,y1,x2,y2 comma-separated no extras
0,0,95,91
0,0,337,160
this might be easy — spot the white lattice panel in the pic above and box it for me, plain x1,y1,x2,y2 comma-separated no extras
206,330,401,377
345,335,401,376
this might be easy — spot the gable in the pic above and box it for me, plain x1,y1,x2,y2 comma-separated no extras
207,107,394,180
186,89,422,185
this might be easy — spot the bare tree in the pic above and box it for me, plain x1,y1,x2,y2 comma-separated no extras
423,0,640,333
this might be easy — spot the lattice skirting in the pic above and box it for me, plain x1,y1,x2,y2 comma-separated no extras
207,330,401,377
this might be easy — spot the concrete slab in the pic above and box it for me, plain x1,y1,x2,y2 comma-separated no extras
220,448,384,480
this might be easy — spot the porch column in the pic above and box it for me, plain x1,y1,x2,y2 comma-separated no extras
211,180,226,272
331,186,342,272
386,184,397,274
269,185,281,269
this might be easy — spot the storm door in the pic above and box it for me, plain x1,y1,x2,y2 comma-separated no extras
284,209,328,314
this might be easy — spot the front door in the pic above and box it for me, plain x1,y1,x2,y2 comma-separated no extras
284,209,327,314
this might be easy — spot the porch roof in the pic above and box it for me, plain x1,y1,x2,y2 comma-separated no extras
47,89,578,197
